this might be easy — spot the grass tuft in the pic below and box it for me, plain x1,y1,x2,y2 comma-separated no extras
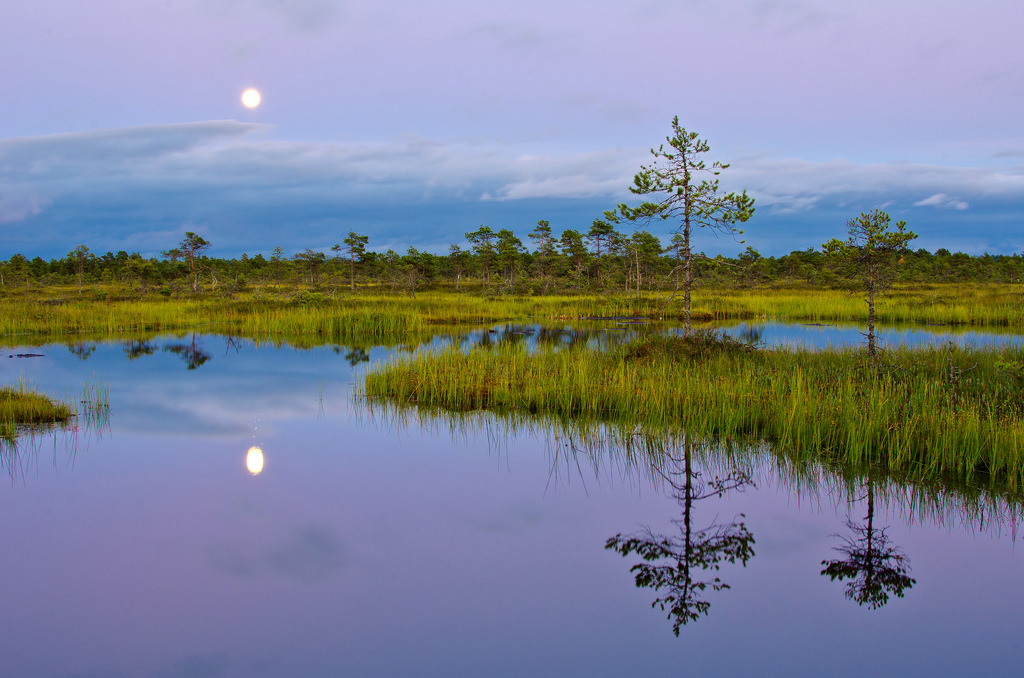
0,382,75,440
364,337,1024,493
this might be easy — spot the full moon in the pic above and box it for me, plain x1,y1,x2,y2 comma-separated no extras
246,446,265,475
241,88,262,109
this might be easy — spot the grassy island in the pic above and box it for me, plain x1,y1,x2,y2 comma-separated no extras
1,283,1023,348
1,384,75,436
4,280,1024,493
364,331,1024,493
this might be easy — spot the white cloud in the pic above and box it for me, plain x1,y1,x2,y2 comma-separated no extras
750,193,821,214
0,123,640,215
200,0,341,33
3,122,1024,257
5,124,1024,217
913,193,970,210
726,157,1023,212
0,121,263,170
483,148,642,201
0,193,47,225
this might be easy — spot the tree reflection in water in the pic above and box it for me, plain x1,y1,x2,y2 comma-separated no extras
736,323,764,346
122,340,157,360
606,434,755,634
331,344,371,366
344,347,369,367
163,333,212,370
821,474,915,609
68,342,96,361
358,395,1024,624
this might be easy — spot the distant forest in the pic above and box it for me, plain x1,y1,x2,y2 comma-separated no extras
2,222,1022,295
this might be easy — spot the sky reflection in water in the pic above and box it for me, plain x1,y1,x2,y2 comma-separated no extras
716,320,1024,350
0,328,1022,677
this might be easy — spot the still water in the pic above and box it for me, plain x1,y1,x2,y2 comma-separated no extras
715,320,1024,350
2,327,1022,677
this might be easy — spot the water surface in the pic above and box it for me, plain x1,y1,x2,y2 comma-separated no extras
1,332,1022,677
715,319,1024,350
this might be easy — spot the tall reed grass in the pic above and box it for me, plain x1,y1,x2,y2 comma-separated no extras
363,333,1024,493
4,284,1022,346
696,284,1024,326
361,394,1024,535
0,381,75,440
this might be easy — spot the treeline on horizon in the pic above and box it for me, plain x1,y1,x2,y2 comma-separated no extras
2,222,1022,295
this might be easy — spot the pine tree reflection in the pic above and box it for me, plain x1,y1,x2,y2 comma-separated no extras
163,333,211,370
68,342,96,360
821,474,915,609
736,323,764,346
473,325,605,352
122,340,157,360
606,434,755,634
333,345,370,366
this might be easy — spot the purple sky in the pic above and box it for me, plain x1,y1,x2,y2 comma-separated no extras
2,0,1022,258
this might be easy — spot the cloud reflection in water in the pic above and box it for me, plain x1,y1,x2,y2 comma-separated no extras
207,524,346,584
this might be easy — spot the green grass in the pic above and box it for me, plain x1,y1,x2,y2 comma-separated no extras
363,331,1024,493
5,280,1024,492
696,284,1024,326
3,283,1023,347
0,382,75,439
363,394,1024,532
2,380,109,475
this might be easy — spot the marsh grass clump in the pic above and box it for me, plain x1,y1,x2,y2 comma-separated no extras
622,329,756,362
0,383,75,440
871,344,1024,421
3,285,1024,348
364,338,1024,493
2,380,110,479
362,396,1024,538
0,384,74,425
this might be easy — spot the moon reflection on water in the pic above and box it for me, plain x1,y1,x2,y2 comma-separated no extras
246,446,265,475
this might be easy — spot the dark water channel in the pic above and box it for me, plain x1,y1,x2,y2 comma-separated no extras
2,326,1023,677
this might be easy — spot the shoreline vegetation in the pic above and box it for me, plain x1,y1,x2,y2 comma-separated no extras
4,117,1019,497
361,398,1024,536
1,383,75,440
363,331,1024,494
1,381,109,456
3,283,1024,497
2,284,1024,347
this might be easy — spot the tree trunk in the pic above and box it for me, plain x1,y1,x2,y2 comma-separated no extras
683,222,693,334
865,478,875,588
635,250,641,299
682,432,694,598
867,259,877,368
